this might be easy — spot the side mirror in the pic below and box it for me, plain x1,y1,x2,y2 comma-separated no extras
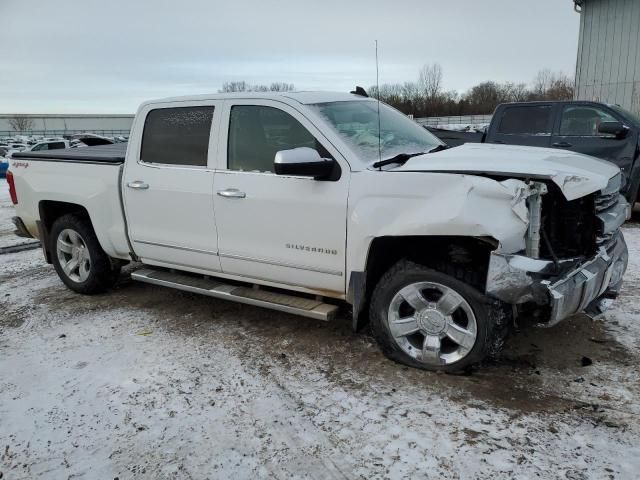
598,121,629,139
274,147,335,179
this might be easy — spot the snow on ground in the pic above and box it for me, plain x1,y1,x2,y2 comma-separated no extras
433,123,489,133
2,189,640,478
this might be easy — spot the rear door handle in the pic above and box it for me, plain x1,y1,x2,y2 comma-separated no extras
217,188,246,198
127,180,149,190
552,142,573,148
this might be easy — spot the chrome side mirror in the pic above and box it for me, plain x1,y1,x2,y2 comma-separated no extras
274,147,335,179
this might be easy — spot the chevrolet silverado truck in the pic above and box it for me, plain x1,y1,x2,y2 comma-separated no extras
7,91,631,372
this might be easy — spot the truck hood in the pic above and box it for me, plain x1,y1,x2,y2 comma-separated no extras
394,143,619,200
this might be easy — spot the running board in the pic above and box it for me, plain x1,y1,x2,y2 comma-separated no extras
131,268,338,321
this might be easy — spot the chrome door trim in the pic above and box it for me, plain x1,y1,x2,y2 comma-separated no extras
219,252,343,276
134,239,218,255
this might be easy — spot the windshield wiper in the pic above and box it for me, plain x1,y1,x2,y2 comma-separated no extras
372,152,426,169
371,145,449,169
428,144,449,153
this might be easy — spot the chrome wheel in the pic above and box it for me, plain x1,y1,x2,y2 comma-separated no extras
56,228,91,283
386,282,477,366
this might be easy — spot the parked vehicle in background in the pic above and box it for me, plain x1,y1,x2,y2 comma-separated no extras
7,91,630,372
0,151,7,177
484,101,640,204
6,143,27,152
70,133,115,146
6,140,70,159
27,139,70,152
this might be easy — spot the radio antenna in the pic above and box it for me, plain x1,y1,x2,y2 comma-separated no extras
375,40,382,165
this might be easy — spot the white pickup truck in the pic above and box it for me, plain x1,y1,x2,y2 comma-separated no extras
7,91,630,372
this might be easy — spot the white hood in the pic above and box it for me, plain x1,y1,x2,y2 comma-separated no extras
395,143,619,200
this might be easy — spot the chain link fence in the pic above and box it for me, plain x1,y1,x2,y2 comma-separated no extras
415,114,493,127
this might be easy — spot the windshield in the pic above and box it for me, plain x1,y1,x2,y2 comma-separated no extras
310,100,442,165
609,105,640,126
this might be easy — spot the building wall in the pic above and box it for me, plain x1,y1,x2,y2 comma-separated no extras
575,0,640,113
0,114,134,135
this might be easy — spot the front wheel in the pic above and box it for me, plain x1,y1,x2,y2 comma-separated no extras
370,260,504,372
50,214,120,294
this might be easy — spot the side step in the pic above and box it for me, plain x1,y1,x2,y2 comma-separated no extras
131,268,339,321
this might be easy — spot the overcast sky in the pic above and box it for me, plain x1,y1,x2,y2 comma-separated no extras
0,0,580,114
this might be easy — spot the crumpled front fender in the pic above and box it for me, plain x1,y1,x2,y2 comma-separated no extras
347,171,532,277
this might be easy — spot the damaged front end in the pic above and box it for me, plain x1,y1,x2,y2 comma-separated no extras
486,173,630,326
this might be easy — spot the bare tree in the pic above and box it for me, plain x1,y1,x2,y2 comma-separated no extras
269,82,295,92
8,115,35,132
418,63,443,101
532,69,574,100
219,81,295,93
533,69,554,97
545,75,575,100
219,81,250,93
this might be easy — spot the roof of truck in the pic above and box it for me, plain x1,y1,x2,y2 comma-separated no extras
143,91,373,107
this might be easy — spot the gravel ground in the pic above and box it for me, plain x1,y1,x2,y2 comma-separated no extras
1,181,640,479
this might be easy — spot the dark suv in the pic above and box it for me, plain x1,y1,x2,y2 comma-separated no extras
484,101,640,203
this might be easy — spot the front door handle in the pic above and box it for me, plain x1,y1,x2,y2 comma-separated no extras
552,142,573,148
217,188,246,199
127,180,149,190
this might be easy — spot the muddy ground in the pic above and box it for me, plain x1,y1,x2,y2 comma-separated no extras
1,183,640,479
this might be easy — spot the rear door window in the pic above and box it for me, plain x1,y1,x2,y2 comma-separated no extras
498,105,553,135
141,106,214,166
50,142,66,150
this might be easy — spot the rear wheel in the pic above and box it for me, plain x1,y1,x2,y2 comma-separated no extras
370,260,502,372
50,214,120,294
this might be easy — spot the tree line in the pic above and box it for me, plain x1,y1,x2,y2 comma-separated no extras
369,64,574,117
219,81,296,93
217,65,574,119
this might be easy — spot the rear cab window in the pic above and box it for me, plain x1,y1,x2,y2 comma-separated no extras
140,106,215,166
497,105,553,135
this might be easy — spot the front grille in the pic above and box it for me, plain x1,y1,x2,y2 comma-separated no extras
540,190,596,259
595,192,618,212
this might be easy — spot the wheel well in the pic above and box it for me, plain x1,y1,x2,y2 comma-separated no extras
351,235,497,331
38,201,91,262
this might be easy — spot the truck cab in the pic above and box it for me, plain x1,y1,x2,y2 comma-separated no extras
485,101,640,203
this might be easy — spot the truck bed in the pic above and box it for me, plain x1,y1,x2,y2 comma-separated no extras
13,143,127,164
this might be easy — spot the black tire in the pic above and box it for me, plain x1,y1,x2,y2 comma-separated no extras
49,214,120,294
370,260,507,373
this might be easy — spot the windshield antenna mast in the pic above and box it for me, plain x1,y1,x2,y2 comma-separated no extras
375,40,382,167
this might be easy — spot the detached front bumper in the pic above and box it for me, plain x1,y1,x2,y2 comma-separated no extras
487,232,628,327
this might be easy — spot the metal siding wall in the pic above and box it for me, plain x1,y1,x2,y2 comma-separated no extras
576,0,640,114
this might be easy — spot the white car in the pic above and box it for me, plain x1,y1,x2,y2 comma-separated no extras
7,91,630,372
29,140,69,151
